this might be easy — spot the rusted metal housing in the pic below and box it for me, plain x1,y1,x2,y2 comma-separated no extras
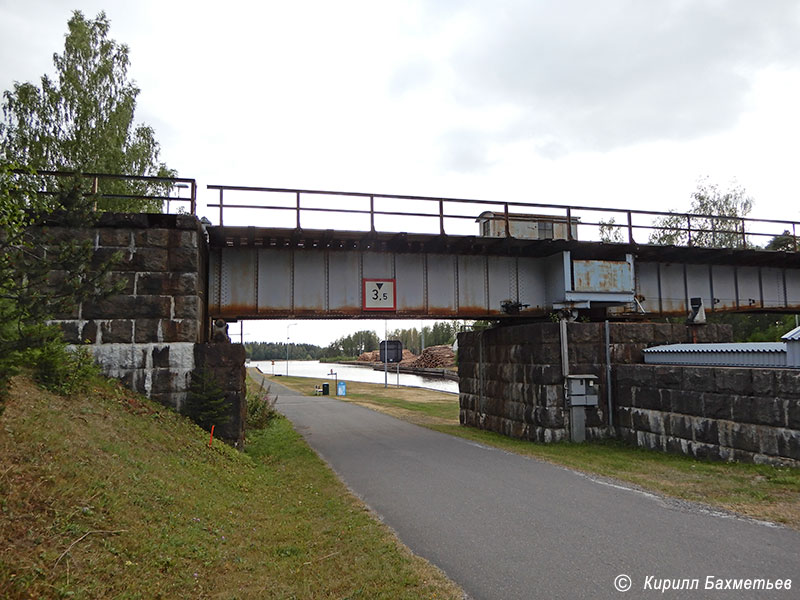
476,211,579,240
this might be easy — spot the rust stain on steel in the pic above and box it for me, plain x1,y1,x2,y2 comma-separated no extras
573,260,630,292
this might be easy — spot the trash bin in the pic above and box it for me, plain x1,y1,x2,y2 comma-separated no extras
322,382,329,395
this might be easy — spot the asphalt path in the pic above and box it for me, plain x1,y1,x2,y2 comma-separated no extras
258,374,800,600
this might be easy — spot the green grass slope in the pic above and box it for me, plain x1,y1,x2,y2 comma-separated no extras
0,376,462,600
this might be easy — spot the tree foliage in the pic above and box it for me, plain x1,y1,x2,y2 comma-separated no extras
1,11,174,212
423,321,461,347
0,163,121,402
765,230,798,252
649,179,753,248
321,330,380,359
598,217,625,244
387,327,421,355
244,322,463,362
708,314,798,342
245,341,323,361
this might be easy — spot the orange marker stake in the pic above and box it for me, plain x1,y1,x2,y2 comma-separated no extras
208,424,215,447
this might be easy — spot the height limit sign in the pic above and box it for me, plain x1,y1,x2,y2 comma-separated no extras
363,278,396,311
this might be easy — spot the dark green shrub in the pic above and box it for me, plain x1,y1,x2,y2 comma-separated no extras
182,368,231,432
33,335,99,396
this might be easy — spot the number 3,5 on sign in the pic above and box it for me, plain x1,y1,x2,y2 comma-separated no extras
363,279,396,311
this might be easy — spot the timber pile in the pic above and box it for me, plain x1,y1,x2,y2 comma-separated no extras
357,350,380,362
408,345,455,369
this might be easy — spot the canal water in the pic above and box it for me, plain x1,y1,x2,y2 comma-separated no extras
251,360,459,394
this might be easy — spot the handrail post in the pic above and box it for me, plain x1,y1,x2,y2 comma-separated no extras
370,195,375,232
504,203,511,238
687,216,692,246
296,191,301,229
439,199,445,235
566,207,573,241
627,211,634,243
218,188,224,226
190,181,197,215
741,217,747,248
794,223,798,252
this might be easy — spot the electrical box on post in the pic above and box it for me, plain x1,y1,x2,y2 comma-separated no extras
566,374,599,406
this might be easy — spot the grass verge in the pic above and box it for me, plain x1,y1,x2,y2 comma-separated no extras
0,374,464,599
262,372,800,530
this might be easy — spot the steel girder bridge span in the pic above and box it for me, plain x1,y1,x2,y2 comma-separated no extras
205,184,800,321
207,229,800,322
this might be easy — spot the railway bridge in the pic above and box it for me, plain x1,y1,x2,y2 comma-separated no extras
23,171,800,457
205,184,800,321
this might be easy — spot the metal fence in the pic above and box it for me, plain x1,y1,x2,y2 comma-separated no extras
12,170,799,250
11,169,197,214
206,183,799,250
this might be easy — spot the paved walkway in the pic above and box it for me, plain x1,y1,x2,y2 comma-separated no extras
255,373,800,600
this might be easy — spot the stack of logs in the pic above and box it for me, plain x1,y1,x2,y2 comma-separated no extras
407,345,455,369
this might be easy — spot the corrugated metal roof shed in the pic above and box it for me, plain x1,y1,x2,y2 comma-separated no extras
782,325,800,341
643,342,789,368
645,343,786,354
784,325,800,366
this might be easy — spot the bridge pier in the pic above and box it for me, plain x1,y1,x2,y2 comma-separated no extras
458,322,727,442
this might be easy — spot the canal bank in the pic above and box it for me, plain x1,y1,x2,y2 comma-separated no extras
252,360,458,394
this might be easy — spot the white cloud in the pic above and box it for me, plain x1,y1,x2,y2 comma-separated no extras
436,0,800,155
3,0,800,343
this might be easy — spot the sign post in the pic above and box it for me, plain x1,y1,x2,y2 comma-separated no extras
365,280,397,387
380,340,403,389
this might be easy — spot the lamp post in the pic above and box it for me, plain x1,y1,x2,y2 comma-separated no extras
384,320,388,388
286,323,296,376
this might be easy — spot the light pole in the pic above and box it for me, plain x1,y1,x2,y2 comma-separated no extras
286,323,296,376
384,320,388,388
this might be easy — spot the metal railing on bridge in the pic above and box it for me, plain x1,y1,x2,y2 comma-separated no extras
10,169,197,214
206,184,799,251
11,169,798,251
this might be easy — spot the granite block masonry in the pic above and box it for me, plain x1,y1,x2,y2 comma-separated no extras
46,213,245,443
458,322,729,443
615,364,800,467
459,321,799,466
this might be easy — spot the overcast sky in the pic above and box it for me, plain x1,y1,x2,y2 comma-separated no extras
2,0,799,346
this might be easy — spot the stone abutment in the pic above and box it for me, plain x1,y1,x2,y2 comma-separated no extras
46,213,245,444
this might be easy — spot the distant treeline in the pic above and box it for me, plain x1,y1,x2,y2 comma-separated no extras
244,315,797,362
245,322,466,362
245,342,323,361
